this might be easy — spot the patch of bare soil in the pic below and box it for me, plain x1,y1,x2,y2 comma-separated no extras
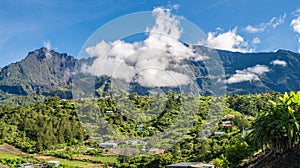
74,155,95,160
33,155,55,160
0,163,10,168
83,163,104,168
0,144,25,155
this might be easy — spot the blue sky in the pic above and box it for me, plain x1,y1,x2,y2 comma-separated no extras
1,0,300,67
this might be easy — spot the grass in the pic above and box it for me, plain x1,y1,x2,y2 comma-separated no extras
89,156,118,163
47,158,90,167
0,152,21,159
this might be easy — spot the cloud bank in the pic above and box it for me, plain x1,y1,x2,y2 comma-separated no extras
224,65,270,84
84,7,207,88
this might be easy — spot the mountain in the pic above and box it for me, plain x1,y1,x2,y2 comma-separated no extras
0,47,75,96
218,49,300,94
1,47,300,98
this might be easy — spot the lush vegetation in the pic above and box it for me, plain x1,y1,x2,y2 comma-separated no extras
0,97,87,152
250,91,300,152
0,91,299,167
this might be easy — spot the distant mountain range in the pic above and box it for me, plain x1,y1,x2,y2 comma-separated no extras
1,47,300,99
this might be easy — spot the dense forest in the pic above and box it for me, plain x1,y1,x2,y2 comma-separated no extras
0,91,299,167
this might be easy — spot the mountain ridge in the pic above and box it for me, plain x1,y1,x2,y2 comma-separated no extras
1,46,300,98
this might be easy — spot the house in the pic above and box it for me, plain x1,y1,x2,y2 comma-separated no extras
214,132,225,136
166,162,214,168
147,126,155,130
46,161,61,167
222,121,233,127
106,110,114,115
131,140,146,144
137,123,144,128
222,123,232,127
99,142,118,148
17,163,35,168
149,148,164,154
118,140,129,145
226,114,235,119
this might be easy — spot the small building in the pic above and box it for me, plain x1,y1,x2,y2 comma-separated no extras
137,124,144,128
222,123,232,127
118,140,129,145
99,142,118,148
222,121,233,127
46,161,61,167
149,148,164,154
106,110,114,115
214,132,225,136
226,114,235,119
131,140,146,144
167,162,214,168
147,126,155,130
17,163,35,168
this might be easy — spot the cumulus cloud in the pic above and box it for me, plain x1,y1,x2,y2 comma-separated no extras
84,7,207,88
245,14,286,33
291,16,300,33
224,65,270,84
291,9,300,53
270,59,287,66
200,28,252,52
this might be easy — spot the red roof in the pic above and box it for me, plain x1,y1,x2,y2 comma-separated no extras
222,123,232,127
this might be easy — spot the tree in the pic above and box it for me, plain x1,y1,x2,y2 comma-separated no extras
224,139,252,166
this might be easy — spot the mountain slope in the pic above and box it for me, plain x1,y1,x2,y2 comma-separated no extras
0,47,75,96
218,49,300,94
1,47,300,97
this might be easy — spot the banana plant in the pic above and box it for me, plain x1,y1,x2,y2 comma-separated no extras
250,91,300,152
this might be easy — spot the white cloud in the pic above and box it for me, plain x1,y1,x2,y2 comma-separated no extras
84,7,207,88
200,28,252,52
43,40,52,58
271,14,286,28
252,37,261,44
172,4,180,10
245,25,264,33
43,40,51,50
270,59,287,66
224,65,270,84
291,16,300,34
245,14,286,33
291,9,300,53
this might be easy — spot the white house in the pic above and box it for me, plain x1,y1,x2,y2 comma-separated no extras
99,142,118,148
